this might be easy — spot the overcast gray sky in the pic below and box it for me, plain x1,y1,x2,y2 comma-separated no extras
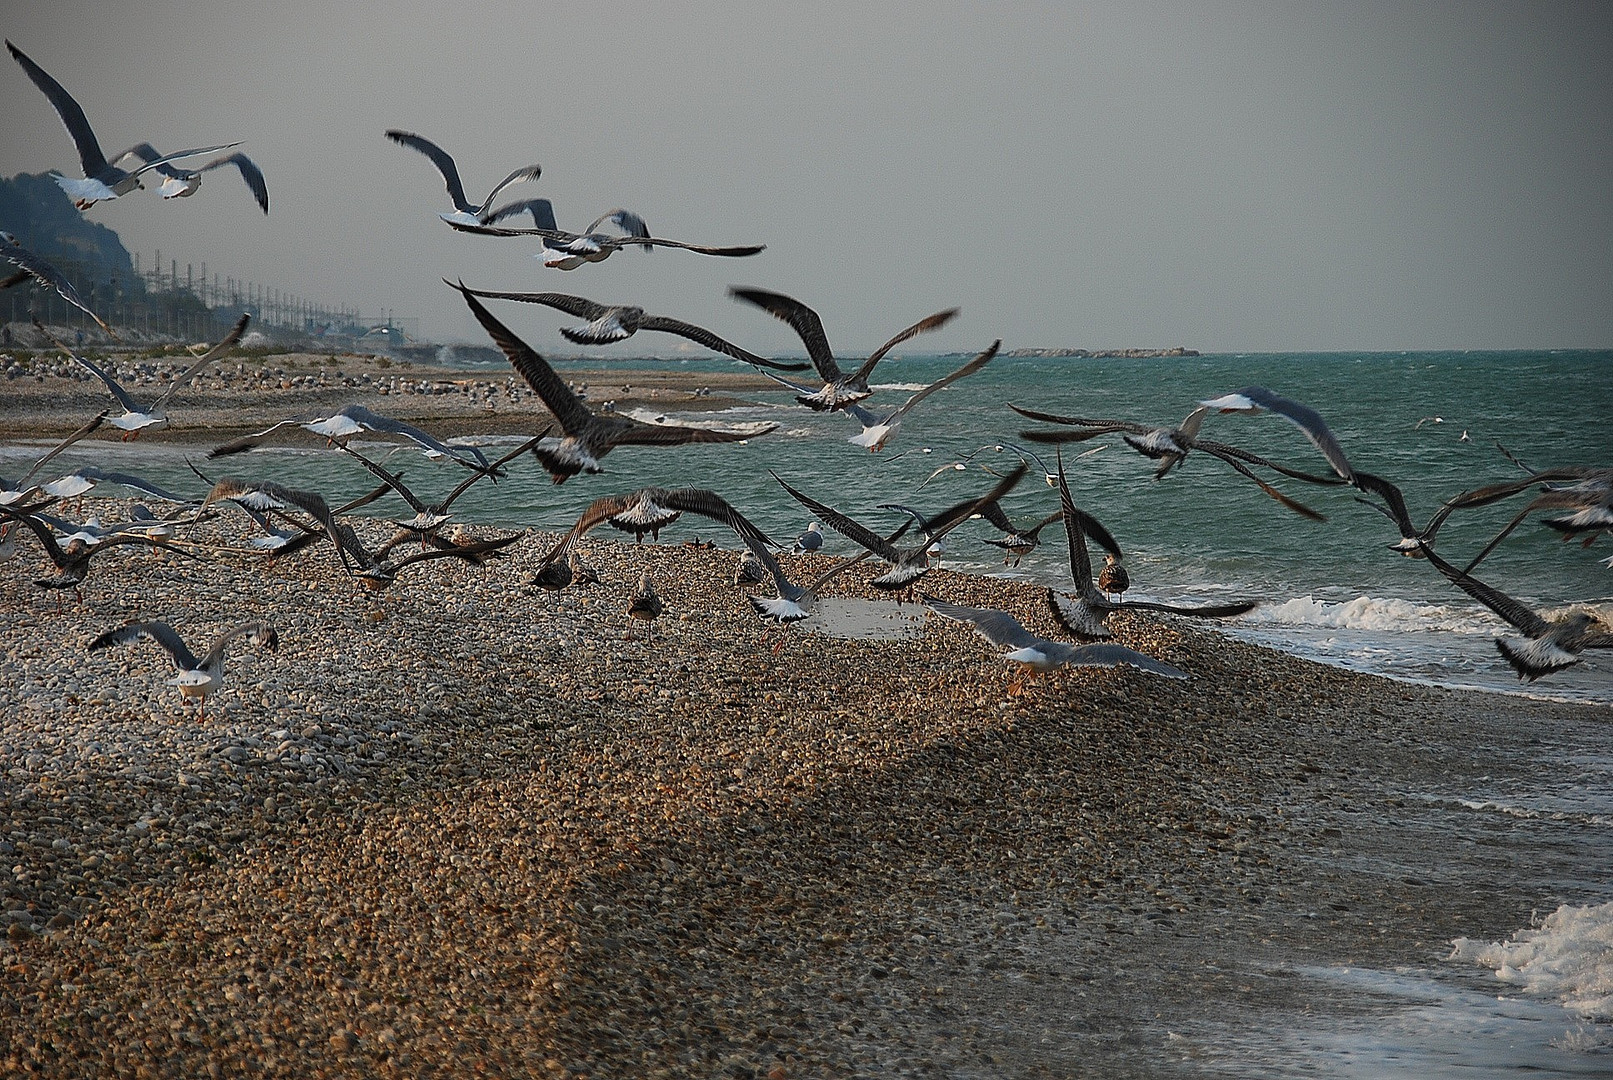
5,1,1611,352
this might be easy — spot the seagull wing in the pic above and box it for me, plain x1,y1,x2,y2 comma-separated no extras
662,489,778,552
1061,642,1190,679
1199,386,1355,482
88,620,200,672
771,470,902,562
632,314,809,372
1418,543,1551,637
610,236,765,257
200,620,278,669
922,595,1043,650
870,339,997,424
385,130,473,214
453,281,596,434
456,288,607,321
152,313,250,410
198,153,270,214
475,163,543,218
8,40,111,178
39,323,141,413
4,244,112,333
1054,449,1100,599
730,287,841,382
12,411,106,490
847,307,961,385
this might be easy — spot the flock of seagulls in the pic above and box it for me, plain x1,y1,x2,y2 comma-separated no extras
3,34,1609,720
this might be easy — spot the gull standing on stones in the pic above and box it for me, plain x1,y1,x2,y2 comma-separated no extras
385,130,542,228
8,40,239,209
453,283,775,483
450,286,808,372
731,286,958,412
87,619,278,719
37,314,249,438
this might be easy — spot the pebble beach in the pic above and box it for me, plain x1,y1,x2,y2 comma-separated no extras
3,348,1611,1077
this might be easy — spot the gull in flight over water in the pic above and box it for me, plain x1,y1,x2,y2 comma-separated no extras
453,282,775,483
843,341,999,452
731,286,958,412
8,40,239,209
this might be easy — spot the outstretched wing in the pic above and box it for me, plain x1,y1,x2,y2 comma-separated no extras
8,39,110,177
452,281,597,434
153,313,250,410
386,130,473,214
730,287,841,382
848,307,961,385
88,620,200,672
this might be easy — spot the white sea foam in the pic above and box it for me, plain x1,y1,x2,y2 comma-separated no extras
870,382,929,392
1247,594,1498,635
1451,902,1613,1021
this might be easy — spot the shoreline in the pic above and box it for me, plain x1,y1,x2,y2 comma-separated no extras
2,498,1610,1075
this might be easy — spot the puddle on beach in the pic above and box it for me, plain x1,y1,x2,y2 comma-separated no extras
805,597,927,641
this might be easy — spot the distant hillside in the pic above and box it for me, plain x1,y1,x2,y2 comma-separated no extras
0,171,135,286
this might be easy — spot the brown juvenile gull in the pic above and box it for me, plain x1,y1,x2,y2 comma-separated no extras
385,130,542,228
453,282,774,483
8,39,238,209
88,619,277,720
451,286,807,372
730,286,959,412
1417,542,1613,681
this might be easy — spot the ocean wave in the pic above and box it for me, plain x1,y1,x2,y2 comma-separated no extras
1452,901,1613,1021
620,408,776,435
869,382,929,392
1246,594,1500,635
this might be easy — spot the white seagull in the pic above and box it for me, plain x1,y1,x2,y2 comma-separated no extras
8,40,239,209
458,199,765,269
112,143,269,214
38,313,249,437
88,619,278,719
843,341,999,452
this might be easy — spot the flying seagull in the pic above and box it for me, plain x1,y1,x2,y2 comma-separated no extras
0,411,106,506
452,281,775,483
87,619,277,719
450,286,808,372
731,286,959,412
112,143,269,214
843,341,999,452
8,40,239,209
1417,542,1613,681
1014,401,1341,520
773,464,1028,591
1046,450,1257,640
37,313,248,437
208,402,493,472
385,130,542,228
974,502,1066,566
454,199,765,268
1197,385,1357,484
1,233,115,335
921,595,1188,693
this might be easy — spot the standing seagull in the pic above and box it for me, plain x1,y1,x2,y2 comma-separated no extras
38,313,249,437
8,40,238,209
922,595,1188,693
87,619,278,719
112,144,269,214
1417,542,1613,681
843,341,999,452
628,571,664,622
793,522,823,554
451,286,807,372
1,233,115,335
731,286,958,412
385,130,542,228
452,282,775,483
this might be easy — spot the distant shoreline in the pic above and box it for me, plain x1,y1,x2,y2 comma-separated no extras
999,346,1201,359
